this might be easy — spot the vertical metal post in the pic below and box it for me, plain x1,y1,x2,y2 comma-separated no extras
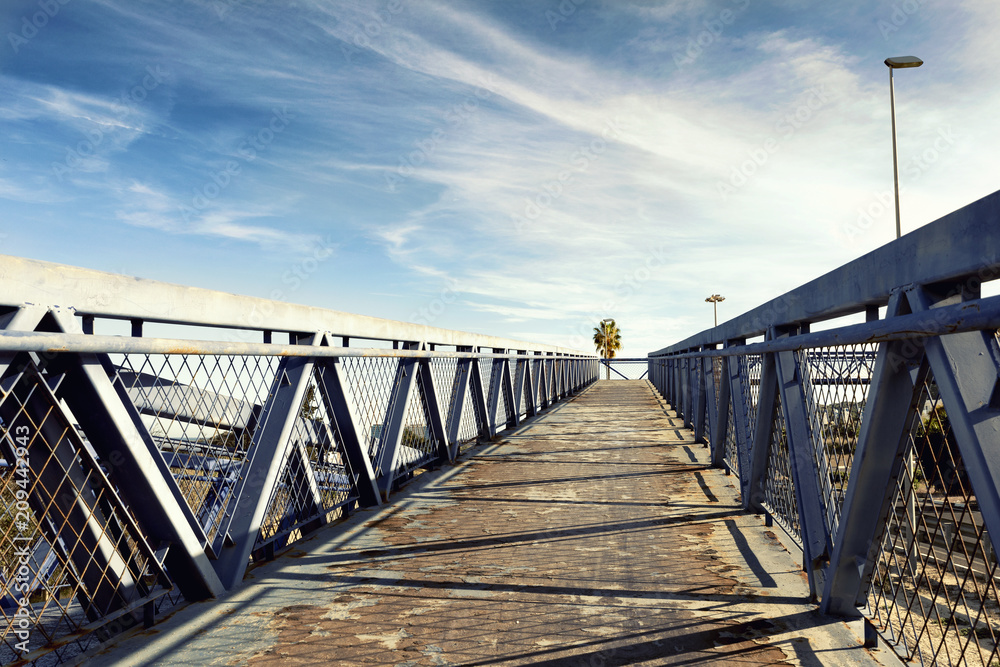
467,351,490,439
499,355,516,429
776,331,833,601
680,357,691,424
662,358,668,398
371,342,420,495
666,359,674,405
822,291,922,615
687,357,697,425
213,334,321,589
43,310,225,599
314,342,381,507
486,352,505,437
522,353,537,419
712,355,731,468
417,356,452,464
674,358,680,407
703,349,719,452
532,355,545,412
692,356,708,443
446,348,473,458
667,358,672,397
558,355,566,399
512,354,525,424
908,286,1000,571
726,345,753,490
744,350,777,512
538,356,550,410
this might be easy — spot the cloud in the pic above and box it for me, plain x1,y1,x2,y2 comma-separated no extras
322,3,890,352
4,0,999,358
114,181,328,254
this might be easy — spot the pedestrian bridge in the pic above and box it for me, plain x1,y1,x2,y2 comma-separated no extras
89,380,877,665
2,189,1000,666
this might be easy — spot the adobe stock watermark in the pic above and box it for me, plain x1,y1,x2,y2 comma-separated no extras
877,0,926,40
51,66,169,182
716,85,832,201
511,116,626,232
410,280,459,327
385,76,496,192
545,0,585,31
8,0,71,54
568,244,668,349
87,269,132,310
842,126,956,242
10,424,36,656
341,0,406,63
242,235,337,333
674,0,751,70
211,0,253,20
179,106,294,222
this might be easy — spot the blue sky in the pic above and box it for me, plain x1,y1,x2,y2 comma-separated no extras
2,0,998,356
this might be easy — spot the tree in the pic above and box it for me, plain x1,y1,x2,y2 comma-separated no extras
593,319,623,380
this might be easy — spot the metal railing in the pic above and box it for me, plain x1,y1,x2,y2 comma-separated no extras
0,257,598,665
599,358,649,380
648,188,1000,666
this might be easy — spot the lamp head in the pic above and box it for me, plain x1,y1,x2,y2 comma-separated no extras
885,56,923,69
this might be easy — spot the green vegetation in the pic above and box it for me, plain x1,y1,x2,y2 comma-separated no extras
401,424,433,452
916,404,949,438
593,319,623,380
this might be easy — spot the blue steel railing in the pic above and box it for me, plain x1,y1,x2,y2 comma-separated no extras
648,189,1000,667
599,358,649,380
0,259,597,665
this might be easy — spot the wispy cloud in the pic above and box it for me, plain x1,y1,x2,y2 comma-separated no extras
2,0,997,356
113,181,325,254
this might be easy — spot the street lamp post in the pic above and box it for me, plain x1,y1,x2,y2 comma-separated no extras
882,53,922,572
705,294,725,327
885,55,923,240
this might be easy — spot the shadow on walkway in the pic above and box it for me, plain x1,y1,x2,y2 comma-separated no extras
93,381,889,666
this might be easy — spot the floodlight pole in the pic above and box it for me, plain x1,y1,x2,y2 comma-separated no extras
885,56,923,239
705,294,725,327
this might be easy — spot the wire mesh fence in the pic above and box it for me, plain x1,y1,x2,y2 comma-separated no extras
0,314,596,665
253,367,361,554
864,370,1000,666
650,318,1000,667
0,366,180,666
802,344,877,537
723,399,740,482
341,356,398,463
761,390,801,545
599,359,648,380
111,353,278,546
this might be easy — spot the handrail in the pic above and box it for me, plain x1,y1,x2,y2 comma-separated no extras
0,255,588,355
0,331,595,359
0,264,598,666
645,187,1000,667
652,189,1000,355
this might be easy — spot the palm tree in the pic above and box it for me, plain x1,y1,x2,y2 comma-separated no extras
593,319,623,380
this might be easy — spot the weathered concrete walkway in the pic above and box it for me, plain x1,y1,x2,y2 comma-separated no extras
95,381,893,666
